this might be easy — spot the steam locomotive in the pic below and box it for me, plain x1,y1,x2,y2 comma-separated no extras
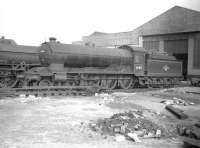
0,37,183,89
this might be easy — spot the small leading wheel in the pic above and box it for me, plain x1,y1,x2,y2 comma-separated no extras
119,79,133,89
38,79,52,86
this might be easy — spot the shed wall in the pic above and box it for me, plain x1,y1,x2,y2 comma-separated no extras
194,38,200,68
188,33,200,76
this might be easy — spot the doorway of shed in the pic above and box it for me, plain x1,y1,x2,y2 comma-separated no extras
173,53,188,79
164,39,188,80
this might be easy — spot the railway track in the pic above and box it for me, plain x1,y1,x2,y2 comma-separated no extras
0,83,188,98
0,86,103,98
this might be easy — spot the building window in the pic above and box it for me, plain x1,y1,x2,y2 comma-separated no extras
143,41,159,51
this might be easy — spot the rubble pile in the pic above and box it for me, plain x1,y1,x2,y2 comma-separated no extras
90,110,165,142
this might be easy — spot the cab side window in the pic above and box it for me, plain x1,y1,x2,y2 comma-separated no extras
134,54,144,63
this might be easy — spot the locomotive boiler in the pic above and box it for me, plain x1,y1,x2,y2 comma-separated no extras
0,37,183,89
38,37,133,70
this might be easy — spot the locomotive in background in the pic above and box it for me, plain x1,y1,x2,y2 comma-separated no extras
0,37,184,89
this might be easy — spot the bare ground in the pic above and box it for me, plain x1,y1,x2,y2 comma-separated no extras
0,86,199,148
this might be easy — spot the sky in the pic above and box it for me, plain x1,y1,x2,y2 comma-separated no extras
0,0,200,45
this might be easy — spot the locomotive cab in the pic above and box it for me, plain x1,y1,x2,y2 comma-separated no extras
119,45,146,76
133,50,146,76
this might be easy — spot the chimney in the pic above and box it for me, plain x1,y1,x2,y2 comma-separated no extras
49,37,56,42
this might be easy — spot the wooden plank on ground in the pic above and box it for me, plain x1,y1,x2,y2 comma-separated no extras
180,136,200,147
165,105,188,119
186,91,200,95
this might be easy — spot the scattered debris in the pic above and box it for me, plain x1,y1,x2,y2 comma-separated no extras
127,133,141,142
95,93,127,105
160,97,194,106
90,110,165,143
95,92,137,105
165,105,188,119
111,92,136,97
143,132,155,138
151,87,200,105
95,93,115,104
115,134,126,142
161,100,175,105
162,89,175,93
156,129,162,138
14,94,46,103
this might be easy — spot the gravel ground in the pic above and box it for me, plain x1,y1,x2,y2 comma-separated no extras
0,87,199,148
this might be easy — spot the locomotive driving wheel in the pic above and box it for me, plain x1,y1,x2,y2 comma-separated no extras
0,77,18,88
119,79,133,89
100,79,117,89
38,79,52,86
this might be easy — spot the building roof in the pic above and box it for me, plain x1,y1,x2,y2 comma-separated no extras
90,32,108,36
87,6,200,38
74,6,200,46
134,6,200,36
